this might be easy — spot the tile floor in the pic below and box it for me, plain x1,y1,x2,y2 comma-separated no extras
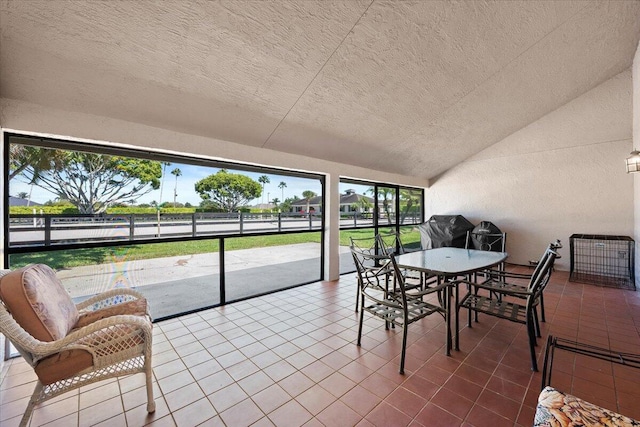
1,269,640,426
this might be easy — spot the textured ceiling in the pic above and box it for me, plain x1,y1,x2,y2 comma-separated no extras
1,1,640,179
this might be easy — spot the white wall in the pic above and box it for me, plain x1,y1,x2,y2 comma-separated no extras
426,70,634,270
633,41,640,288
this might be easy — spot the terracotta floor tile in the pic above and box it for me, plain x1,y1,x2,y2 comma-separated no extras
208,383,248,413
300,359,334,383
360,372,399,398
238,371,274,395
78,396,124,426
340,385,383,417
430,387,474,420
476,389,521,420
364,401,413,427
317,400,363,427
319,372,357,398
251,383,290,414
485,376,527,403
414,402,463,427
442,374,483,403
198,370,235,395
384,386,427,418
219,398,264,427
165,382,205,413
125,395,171,427
339,361,375,383
296,384,337,415
172,397,217,426
465,404,514,427
278,371,315,397
268,400,313,427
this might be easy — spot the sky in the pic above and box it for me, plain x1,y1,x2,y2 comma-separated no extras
10,161,325,207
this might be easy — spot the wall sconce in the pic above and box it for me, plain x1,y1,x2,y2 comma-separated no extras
626,150,640,173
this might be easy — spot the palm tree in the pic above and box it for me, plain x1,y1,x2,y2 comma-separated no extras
271,197,280,209
17,192,28,199
171,168,182,207
158,162,171,208
278,181,287,202
302,190,316,215
258,175,270,204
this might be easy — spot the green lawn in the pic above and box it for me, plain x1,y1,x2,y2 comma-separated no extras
10,227,421,270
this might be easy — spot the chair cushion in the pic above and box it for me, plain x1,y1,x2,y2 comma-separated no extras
75,298,148,329
534,386,640,426
0,264,78,342
34,349,94,385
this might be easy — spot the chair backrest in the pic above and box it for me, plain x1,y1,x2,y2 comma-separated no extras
529,240,562,289
350,244,406,307
376,231,408,256
466,231,506,252
527,243,560,305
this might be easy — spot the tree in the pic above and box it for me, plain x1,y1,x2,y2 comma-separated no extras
302,190,317,215
17,151,162,214
271,197,280,209
278,181,287,202
195,169,261,213
17,192,28,199
350,196,372,214
258,175,270,204
171,168,182,207
376,187,395,225
9,145,66,181
280,195,299,213
157,162,171,209
399,189,421,224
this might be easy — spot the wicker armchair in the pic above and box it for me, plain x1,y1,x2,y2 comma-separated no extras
0,264,155,427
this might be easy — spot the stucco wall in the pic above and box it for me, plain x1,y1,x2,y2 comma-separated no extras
634,41,640,288
426,70,634,270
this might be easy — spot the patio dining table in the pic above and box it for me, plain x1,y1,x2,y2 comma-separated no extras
395,247,508,350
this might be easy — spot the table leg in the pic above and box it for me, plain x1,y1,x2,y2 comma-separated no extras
455,281,460,351
446,284,452,356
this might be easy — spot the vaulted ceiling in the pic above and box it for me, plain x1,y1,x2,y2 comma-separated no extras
1,1,640,179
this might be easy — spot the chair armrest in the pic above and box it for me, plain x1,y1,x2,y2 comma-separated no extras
32,314,152,359
483,268,532,280
453,279,533,298
408,281,452,298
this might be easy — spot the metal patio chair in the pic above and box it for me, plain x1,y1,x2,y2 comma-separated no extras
455,244,559,371
351,245,452,374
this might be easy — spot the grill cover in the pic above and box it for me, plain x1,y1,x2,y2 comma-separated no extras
469,221,503,251
418,215,474,249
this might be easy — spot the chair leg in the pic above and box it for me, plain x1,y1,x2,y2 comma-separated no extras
533,308,541,338
20,381,43,427
526,314,539,372
399,322,408,375
355,280,360,312
445,286,452,356
357,298,365,346
540,293,546,322
145,364,156,413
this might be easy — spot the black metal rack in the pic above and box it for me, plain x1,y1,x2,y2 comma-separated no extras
569,234,635,290
541,335,640,390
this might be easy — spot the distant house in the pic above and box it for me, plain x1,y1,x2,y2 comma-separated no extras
9,196,41,207
289,189,373,214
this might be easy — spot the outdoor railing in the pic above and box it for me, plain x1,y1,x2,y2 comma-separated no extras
9,212,323,247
